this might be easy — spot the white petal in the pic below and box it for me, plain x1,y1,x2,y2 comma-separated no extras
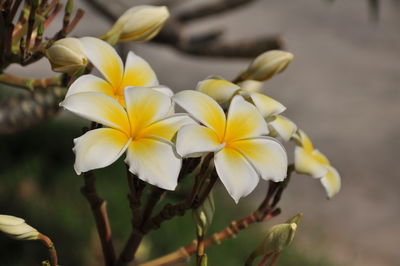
119,51,159,95
196,78,240,104
60,92,130,133
125,137,181,190
224,95,269,141
247,92,286,117
269,115,297,142
124,86,173,134
73,128,130,174
66,74,114,98
79,37,123,88
140,114,196,140
173,90,226,139
176,124,224,157
214,147,259,203
321,165,341,199
232,137,287,182
294,146,328,178
151,85,174,97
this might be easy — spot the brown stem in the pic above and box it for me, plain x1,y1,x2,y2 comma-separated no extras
257,253,271,266
81,171,116,266
115,169,146,266
140,210,280,266
268,253,280,266
38,233,58,266
141,187,165,224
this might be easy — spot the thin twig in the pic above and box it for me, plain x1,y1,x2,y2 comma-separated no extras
38,233,58,266
81,171,116,266
140,209,281,266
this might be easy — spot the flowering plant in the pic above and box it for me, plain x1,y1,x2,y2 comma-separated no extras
0,1,340,265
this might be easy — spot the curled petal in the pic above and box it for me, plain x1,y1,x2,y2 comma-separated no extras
140,114,195,140
294,146,328,178
311,149,330,165
73,128,130,174
119,51,159,95
66,74,114,98
292,129,314,152
60,92,130,134
225,95,269,141
247,92,286,118
196,78,240,104
80,37,124,88
124,87,172,134
269,115,297,142
176,124,224,157
232,137,287,182
174,90,226,139
214,147,259,203
125,137,181,190
321,166,341,199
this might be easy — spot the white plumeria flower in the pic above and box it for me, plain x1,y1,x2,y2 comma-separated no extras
197,77,297,141
60,87,193,190
293,130,341,198
65,37,170,105
174,91,287,203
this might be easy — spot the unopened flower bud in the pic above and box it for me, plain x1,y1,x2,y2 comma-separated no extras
46,37,87,75
0,215,39,241
105,5,170,43
257,223,297,255
240,50,293,82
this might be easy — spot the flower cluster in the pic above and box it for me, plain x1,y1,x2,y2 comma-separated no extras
58,37,340,202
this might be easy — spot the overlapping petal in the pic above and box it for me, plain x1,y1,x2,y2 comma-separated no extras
60,92,130,133
124,87,172,135
293,130,314,152
174,91,226,139
224,95,269,142
232,137,287,182
320,166,341,199
176,124,224,157
73,128,130,174
79,37,123,89
65,74,114,98
119,51,159,95
140,114,195,140
214,147,259,203
269,115,297,142
196,78,240,104
248,92,286,118
125,137,181,190
294,146,328,178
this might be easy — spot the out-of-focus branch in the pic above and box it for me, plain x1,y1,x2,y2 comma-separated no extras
84,0,284,58
0,73,63,90
176,0,257,22
0,86,66,135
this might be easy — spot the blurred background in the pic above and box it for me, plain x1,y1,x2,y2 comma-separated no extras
1,0,399,265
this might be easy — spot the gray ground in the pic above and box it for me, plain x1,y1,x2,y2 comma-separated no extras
7,0,400,265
